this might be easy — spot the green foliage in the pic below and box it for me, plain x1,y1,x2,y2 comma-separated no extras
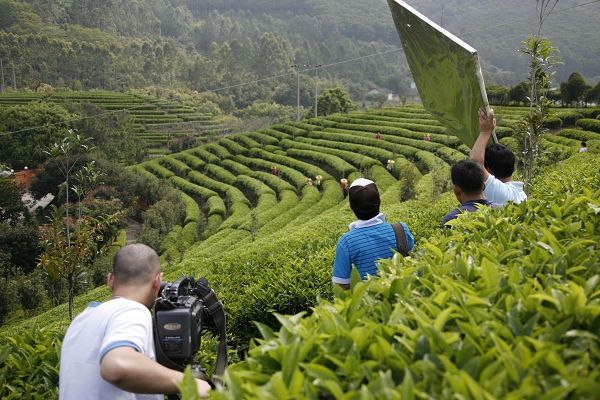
0,326,63,399
0,177,26,225
0,103,76,169
555,110,583,126
559,128,600,142
560,72,590,106
137,185,186,252
212,154,600,399
311,88,356,117
575,118,600,134
513,34,561,194
542,115,562,129
0,224,40,275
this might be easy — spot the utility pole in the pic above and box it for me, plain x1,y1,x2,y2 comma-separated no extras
11,61,16,91
0,59,4,93
291,64,301,121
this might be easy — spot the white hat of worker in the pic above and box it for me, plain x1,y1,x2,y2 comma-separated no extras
349,178,375,188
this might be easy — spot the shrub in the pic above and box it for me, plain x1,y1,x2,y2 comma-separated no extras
0,326,63,399
559,128,600,142
555,110,583,126
542,115,562,129
575,118,600,133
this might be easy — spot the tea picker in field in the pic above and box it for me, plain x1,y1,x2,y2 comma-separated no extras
470,107,527,206
579,141,588,153
442,159,499,229
59,243,211,399
332,178,414,290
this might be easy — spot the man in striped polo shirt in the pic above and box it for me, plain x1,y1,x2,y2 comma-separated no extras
332,178,414,289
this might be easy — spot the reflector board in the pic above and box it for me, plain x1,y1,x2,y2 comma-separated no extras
387,0,494,147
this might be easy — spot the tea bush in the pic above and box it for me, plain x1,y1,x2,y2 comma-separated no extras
209,154,600,399
0,326,63,399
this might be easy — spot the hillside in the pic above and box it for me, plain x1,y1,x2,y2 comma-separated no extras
0,0,598,101
1,103,599,398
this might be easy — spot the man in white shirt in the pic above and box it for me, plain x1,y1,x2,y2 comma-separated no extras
470,108,527,206
59,243,211,399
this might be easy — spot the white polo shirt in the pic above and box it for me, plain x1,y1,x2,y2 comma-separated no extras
59,297,162,400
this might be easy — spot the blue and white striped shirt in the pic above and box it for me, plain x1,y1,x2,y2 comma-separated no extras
332,213,414,284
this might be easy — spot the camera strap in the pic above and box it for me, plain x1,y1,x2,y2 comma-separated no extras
200,289,228,382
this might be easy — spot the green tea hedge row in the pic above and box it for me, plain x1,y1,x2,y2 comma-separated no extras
575,118,600,133
248,171,296,194
286,148,357,178
170,176,218,200
233,154,307,189
247,148,332,183
181,192,201,224
295,135,393,165
327,114,448,135
204,143,232,160
189,147,220,164
221,159,254,176
349,112,443,127
158,156,191,177
269,124,306,138
232,134,262,149
218,138,247,155
141,160,175,179
172,151,206,171
246,130,282,146
282,138,381,170
555,110,584,126
204,164,237,185
559,128,600,142
236,175,276,199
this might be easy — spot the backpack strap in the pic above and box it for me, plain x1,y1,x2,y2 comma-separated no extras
391,222,409,256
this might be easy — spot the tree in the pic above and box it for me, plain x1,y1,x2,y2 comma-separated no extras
0,103,77,169
486,83,509,105
560,72,590,106
508,82,529,105
74,105,147,164
0,170,26,225
38,206,118,319
513,0,561,195
308,87,356,117
584,80,600,105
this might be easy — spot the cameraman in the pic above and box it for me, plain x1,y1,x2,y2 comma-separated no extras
59,243,211,399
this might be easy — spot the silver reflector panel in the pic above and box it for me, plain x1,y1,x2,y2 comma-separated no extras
387,0,492,147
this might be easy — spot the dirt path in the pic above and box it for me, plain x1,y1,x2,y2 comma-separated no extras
125,218,142,244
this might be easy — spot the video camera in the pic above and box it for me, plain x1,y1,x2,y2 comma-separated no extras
153,276,227,387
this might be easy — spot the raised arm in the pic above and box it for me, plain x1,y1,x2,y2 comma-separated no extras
470,107,496,180
100,347,211,397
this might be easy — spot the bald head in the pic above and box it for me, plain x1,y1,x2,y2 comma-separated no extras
113,243,161,287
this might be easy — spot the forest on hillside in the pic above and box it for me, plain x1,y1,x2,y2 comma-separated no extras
1,0,599,107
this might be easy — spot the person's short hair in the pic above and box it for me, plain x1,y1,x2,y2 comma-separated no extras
581,140,587,147
451,159,485,196
113,243,160,286
484,143,515,179
349,178,380,220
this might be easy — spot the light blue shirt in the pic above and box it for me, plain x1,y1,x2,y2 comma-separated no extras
484,174,527,206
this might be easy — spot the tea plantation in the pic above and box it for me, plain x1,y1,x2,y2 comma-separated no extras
1,104,599,399
0,91,237,155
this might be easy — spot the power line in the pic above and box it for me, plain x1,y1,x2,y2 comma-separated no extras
0,47,404,137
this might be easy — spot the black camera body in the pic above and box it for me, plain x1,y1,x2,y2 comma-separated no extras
153,276,227,378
